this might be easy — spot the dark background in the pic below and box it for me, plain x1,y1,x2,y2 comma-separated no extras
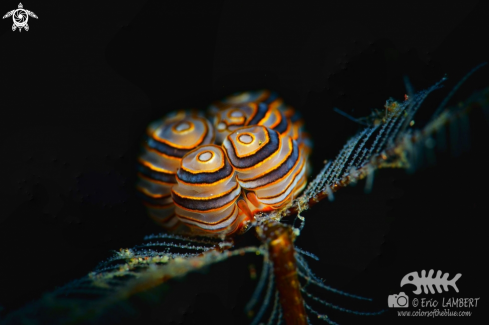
0,0,487,324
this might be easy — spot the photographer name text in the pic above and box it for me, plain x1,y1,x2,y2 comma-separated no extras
416,297,480,308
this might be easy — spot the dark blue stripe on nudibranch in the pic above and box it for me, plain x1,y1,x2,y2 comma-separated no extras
172,184,239,211
145,137,190,158
263,91,279,104
242,139,299,189
273,110,288,134
290,110,302,123
137,163,177,184
225,128,280,169
177,159,234,185
247,102,271,126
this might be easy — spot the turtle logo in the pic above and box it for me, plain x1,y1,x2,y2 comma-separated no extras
3,3,37,32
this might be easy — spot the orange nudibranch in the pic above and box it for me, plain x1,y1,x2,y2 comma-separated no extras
137,91,312,236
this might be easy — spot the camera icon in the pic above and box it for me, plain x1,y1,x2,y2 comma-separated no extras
388,292,409,308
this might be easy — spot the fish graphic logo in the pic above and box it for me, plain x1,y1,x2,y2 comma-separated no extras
400,270,462,295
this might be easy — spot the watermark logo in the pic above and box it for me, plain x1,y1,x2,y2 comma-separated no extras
400,270,462,294
388,292,409,308
3,3,38,32
389,269,479,318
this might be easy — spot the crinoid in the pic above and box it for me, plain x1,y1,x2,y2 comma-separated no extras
2,63,487,324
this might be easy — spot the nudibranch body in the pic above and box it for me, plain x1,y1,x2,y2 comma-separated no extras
137,90,312,236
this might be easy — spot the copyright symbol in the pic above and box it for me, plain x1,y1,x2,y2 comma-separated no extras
412,298,418,307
